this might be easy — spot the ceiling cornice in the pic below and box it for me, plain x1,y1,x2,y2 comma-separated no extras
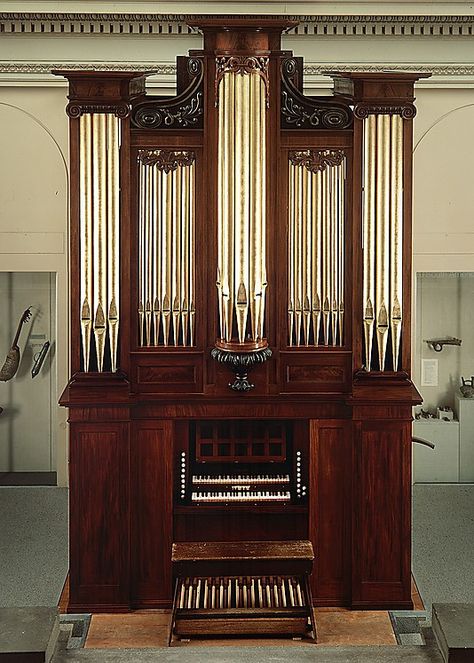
2,13,474,36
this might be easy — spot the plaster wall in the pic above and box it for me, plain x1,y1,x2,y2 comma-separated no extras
2,14,474,484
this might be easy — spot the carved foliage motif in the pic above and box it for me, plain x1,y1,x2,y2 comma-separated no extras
289,149,345,173
281,58,353,131
131,58,204,130
137,149,196,173
215,56,270,105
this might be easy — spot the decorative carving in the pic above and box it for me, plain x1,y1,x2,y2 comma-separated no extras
137,149,195,173
281,59,352,130
289,149,345,173
211,346,273,393
131,58,204,130
354,103,417,120
3,13,474,38
215,56,269,105
66,102,131,118
1,61,471,78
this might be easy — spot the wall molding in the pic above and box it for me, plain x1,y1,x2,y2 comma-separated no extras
2,13,474,37
3,61,474,83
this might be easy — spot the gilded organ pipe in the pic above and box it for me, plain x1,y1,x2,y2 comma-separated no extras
189,160,196,346
137,150,196,347
362,115,376,369
92,114,107,372
337,161,345,345
162,171,172,346
300,169,311,345
330,166,338,346
390,114,403,371
362,112,405,372
288,161,295,345
181,165,189,346
145,165,153,346
294,165,303,346
106,115,120,373
216,64,267,345
138,163,145,347
287,151,346,347
153,167,161,346
375,114,390,371
322,167,331,346
79,114,92,371
172,168,182,346
257,75,267,341
311,171,322,344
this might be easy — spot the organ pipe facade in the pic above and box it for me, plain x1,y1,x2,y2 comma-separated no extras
137,150,196,347
216,59,267,345
288,150,346,347
361,112,404,371
79,112,121,372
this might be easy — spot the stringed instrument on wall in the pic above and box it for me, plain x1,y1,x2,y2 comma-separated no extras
0,307,32,382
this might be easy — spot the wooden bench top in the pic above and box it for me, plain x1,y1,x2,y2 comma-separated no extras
172,540,314,563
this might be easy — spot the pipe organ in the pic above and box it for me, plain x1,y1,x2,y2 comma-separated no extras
56,19,426,618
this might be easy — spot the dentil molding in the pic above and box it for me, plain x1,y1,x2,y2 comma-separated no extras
2,13,474,36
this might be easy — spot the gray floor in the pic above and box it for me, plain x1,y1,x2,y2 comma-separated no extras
0,484,472,662
50,643,444,663
412,483,474,616
0,486,68,606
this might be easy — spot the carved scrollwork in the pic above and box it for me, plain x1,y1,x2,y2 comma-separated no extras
353,103,417,120
137,149,195,173
289,149,345,173
132,93,203,128
131,57,204,130
66,102,131,118
281,58,352,131
215,56,270,106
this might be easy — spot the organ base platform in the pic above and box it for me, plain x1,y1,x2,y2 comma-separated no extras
169,540,317,644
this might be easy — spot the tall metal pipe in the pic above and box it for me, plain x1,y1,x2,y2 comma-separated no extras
390,114,403,370
106,115,120,372
375,114,390,370
363,115,376,369
92,113,107,371
79,114,92,371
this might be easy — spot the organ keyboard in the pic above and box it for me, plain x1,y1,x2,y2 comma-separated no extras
169,540,316,644
192,474,290,485
191,490,291,503
191,473,292,503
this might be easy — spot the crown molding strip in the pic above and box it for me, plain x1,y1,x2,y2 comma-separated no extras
3,61,474,76
1,13,474,36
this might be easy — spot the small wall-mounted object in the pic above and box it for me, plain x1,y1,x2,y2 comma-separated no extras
424,336,462,352
31,341,50,378
460,376,474,398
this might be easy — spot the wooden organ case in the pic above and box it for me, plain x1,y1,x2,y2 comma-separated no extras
57,18,426,615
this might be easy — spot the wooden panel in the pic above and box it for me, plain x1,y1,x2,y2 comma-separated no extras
309,420,350,605
174,512,307,544
280,352,351,393
352,420,412,607
133,353,203,394
131,420,173,607
69,422,129,610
